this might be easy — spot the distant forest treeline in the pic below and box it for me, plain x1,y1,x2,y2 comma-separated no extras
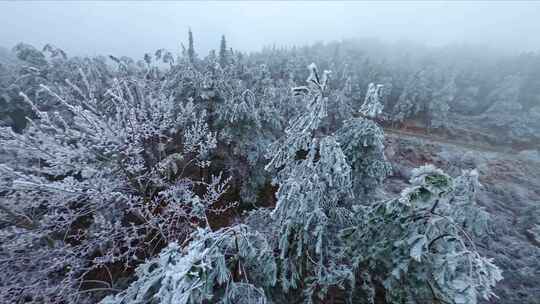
1,38,539,145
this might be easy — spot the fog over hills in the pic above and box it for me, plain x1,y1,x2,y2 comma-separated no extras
1,1,540,57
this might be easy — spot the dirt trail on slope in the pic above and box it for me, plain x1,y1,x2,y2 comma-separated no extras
383,127,532,158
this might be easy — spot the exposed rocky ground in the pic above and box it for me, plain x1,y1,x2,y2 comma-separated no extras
383,129,540,304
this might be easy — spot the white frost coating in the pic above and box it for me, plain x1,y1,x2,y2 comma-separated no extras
359,83,384,118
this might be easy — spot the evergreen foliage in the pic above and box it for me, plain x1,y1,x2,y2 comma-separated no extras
220,35,228,67
101,225,276,304
188,28,196,63
342,165,502,304
337,83,392,197
0,64,231,303
0,39,507,304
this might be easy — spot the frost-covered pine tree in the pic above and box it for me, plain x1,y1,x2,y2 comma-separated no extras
337,83,392,199
188,28,196,64
265,63,357,302
100,225,277,304
341,165,502,304
216,86,270,204
429,74,456,129
391,69,432,126
219,35,228,67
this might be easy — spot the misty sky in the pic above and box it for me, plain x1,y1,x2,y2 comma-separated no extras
1,1,540,59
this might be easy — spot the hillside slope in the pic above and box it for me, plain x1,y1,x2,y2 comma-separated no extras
383,130,540,304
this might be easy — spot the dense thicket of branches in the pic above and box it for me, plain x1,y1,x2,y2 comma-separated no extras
0,34,528,303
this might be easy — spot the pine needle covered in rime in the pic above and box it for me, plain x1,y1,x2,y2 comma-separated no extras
264,64,356,302
0,69,231,303
213,70,280,205
359,83,384,119
100,225,276,304
337,83,392,198
219,88,258,126
265,63,330,172
342,165,502,304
